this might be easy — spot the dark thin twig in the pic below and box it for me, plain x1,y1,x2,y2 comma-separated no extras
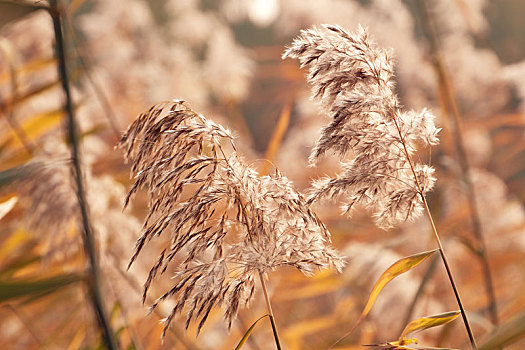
414,0,498,327
49,2,118,349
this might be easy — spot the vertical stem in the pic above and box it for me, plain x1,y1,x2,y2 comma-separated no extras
49,2,118,349
258,271,282,350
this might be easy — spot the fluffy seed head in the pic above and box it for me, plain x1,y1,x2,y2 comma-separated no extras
284,25,439,229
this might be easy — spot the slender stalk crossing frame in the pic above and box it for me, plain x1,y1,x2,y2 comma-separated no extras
259,271,282,350
49,2,118,349
413,0,498,327
390,110,477,349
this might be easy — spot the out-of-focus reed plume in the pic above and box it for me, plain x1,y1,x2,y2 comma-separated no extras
15,140,139,265
283,25,440,229
119,100,344,337
17,158,78,260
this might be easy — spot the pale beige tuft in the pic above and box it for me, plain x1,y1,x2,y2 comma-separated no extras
283,25,440,229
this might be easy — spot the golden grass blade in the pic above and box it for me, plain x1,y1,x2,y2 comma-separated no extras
263,103,291,163
0,38,34,155
1,80,60,113
330,250,437,348
399,311,460,340
0,107,64,150
235,314,269,350
361,250,438,322
0,255,40,279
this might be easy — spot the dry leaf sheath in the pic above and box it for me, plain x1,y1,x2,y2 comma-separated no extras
283,25,440,229
119,101,344,337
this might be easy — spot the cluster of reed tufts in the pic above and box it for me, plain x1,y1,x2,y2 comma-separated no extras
119,101,344,339
121,25,476,349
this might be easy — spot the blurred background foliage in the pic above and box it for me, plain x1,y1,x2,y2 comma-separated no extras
1,0,525,349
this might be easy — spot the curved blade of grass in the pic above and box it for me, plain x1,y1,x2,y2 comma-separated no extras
362,249,438,321
0,274,84,302
235,314,269,350
364,345,457,350
0,107,64,151
400,311,460,339
478,309,525,350
330,249,438,349
365,337,458,349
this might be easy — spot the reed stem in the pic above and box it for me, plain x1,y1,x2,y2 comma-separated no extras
50,2,118,349
412,0,498,327
422,196,477,348
258,271,282,350
390,109,477,349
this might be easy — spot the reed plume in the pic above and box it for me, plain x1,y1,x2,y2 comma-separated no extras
285,25,477,348
283,24,440,229
119,100,344,337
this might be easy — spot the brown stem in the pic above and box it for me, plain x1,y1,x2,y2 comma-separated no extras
258,271,282,350
421,196,477,349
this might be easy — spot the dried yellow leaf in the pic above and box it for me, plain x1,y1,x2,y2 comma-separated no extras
360,249,438,320
400,311,460,339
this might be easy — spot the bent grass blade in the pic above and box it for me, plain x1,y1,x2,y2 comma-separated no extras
330,249,438,348
400,311,460,340
235,314,269,350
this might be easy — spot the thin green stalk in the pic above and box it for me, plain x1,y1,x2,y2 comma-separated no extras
49,2,118,349
258,271,282,350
